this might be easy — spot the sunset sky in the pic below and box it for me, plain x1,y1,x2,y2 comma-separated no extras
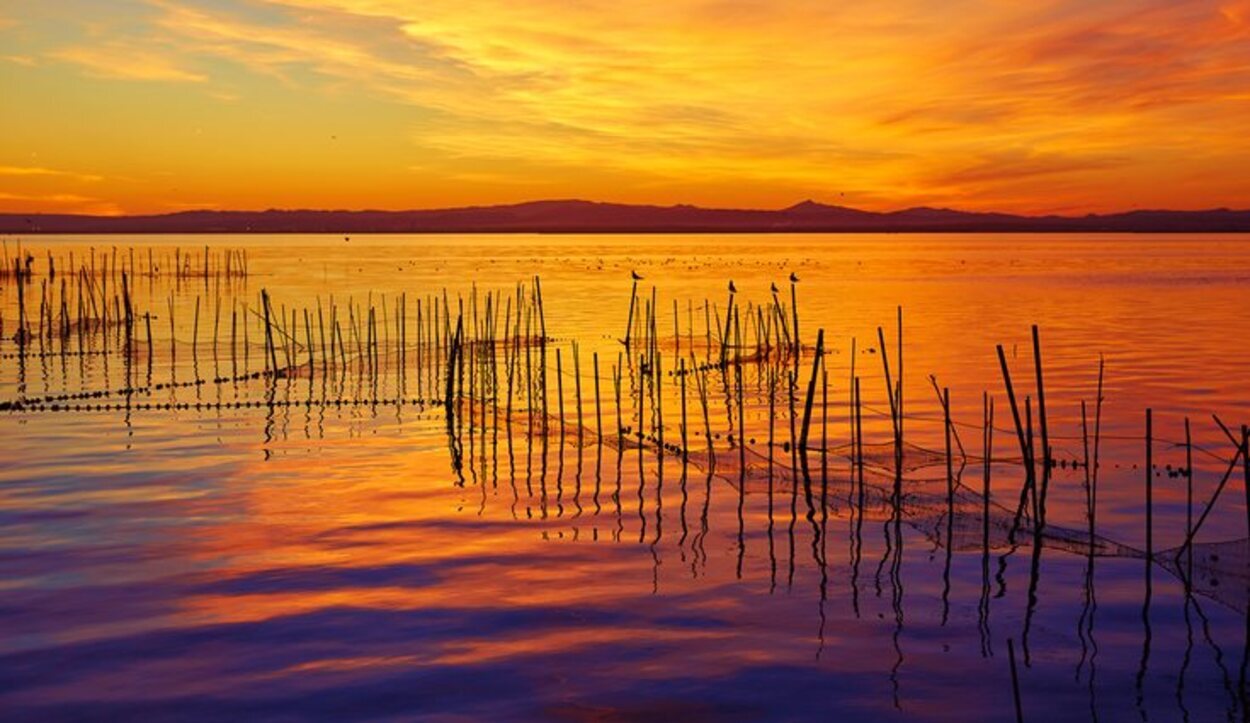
2,0,1249,215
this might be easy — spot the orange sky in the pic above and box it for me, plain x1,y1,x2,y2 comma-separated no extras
2,0,1249,215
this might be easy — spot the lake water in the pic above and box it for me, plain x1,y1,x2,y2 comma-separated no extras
1,233,1248,721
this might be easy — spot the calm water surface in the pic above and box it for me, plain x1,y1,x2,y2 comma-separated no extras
1,233,1248,721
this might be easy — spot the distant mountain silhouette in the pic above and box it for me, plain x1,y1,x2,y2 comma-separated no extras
2,199,1249,233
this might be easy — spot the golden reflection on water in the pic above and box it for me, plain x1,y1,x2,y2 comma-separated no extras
1,233,1248,721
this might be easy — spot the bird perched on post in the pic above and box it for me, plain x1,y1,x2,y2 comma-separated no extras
770,282,779,294
788,273,800,355
623,270,643,347
729,280,737,293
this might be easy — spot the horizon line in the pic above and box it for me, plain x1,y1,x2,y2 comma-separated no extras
3,197,1250,219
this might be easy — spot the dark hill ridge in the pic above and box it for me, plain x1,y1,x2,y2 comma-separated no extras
2,199,1249,233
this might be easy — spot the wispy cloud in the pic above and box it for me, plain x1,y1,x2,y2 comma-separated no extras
0,191,121,215
0,165,102,182
51,42,208,83
0,191,96,202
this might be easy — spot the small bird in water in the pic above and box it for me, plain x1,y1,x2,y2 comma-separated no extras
729,280,737,293
631,270,643,281
789,272,800,283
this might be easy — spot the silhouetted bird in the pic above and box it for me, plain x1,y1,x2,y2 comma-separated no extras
729,280,737,293
789,272,800,283
770,282,779,294
631,270,643,281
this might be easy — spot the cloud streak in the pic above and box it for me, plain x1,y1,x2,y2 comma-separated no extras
51,43,209,83
0,165,102,182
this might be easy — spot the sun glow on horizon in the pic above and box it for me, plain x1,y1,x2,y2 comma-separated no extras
2,0,1249,216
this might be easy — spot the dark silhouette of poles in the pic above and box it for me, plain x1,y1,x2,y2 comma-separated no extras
1008,638,1025,722
624,276,638,348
